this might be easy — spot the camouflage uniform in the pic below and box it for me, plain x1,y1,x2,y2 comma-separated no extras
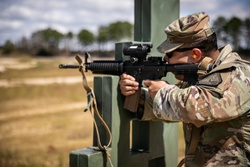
138,12,250,166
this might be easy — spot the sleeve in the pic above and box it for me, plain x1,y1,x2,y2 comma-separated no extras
153,66,250,127
137,86,180,122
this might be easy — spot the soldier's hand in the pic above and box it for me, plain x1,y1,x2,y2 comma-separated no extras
119,73,139,96
144,80,168,100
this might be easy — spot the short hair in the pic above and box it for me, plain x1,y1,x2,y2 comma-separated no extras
189,33,218,56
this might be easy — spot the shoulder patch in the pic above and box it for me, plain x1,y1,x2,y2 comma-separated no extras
197,73,222,86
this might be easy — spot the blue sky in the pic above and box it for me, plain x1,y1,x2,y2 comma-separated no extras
0,0,249,45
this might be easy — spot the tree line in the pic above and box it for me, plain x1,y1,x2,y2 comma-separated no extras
1,21,133,56
1,16,249,56
213,16,250,51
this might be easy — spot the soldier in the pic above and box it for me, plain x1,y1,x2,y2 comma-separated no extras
119,12,250,166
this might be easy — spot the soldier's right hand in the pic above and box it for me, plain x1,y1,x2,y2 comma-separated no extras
119,73,139,96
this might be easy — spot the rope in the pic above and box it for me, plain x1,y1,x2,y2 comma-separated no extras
75,54,113,167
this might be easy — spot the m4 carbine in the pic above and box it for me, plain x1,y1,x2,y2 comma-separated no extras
59,44,198,112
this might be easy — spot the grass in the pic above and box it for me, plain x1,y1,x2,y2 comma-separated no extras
0,55,94,167
0,55,185,167
0,84,94,167
0,56,81,79
0,107,93,167
0,74,89,119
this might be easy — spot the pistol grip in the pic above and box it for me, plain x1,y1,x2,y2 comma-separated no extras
123,88,141,112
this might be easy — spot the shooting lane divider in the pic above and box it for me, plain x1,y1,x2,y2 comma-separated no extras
75,54,113,167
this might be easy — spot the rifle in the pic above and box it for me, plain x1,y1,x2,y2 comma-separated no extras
59,44,198,112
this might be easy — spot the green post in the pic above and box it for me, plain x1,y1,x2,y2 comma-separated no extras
130,0,180,166
69,0,180,166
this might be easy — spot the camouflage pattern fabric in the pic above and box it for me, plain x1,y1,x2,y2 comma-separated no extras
141,44,250,166
157,12,214,54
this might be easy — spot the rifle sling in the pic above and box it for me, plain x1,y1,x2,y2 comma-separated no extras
75,54,113,167
177,125,200,167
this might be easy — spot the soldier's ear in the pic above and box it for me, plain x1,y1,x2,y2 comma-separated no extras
191,48,202,63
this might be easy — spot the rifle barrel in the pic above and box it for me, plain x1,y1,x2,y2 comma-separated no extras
58,64,80,69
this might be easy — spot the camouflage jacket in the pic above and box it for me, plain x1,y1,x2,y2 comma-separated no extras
140,44,250,166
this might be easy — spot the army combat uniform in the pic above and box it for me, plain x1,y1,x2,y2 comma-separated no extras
139,44,250,166
131,12,250,166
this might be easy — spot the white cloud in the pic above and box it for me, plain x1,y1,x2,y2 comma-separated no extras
2,5,38,20
41,10,74,24
22,0,69,11
0,20,23,30
0,0,249,45
180,0,250,22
